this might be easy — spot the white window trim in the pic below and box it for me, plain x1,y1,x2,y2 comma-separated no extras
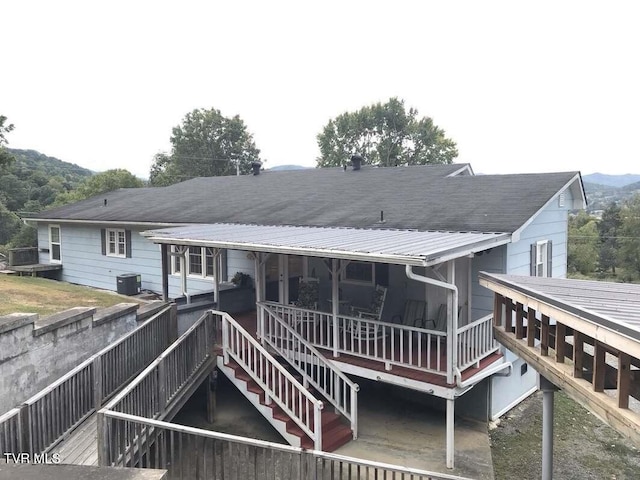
340,260,375,286
535,240,548,277
106,228,127,258
49,225,62,264
171,246,222,280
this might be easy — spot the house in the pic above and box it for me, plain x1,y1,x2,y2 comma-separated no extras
29,163,586,467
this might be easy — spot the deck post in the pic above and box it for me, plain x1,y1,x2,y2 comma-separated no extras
161,244,169,302
93,356,103,409
331,258,339,358
206,370,217,423
446,261,457,385
540,376,558,480
446,397,455,469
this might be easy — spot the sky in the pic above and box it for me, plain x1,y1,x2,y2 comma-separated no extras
3,1,640,179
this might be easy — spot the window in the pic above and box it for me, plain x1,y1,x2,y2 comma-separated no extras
101,228,131,258
342,261,375,285
171,246,227,280
106,228,127,258
531,240,552,277
49,225,61,263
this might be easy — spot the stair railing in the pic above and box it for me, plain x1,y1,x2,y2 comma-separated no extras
212,310,323,450
259,301,360,438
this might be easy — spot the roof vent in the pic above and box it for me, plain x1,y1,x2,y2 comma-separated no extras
104,199,108,207
350,154,364,171
251,161,262,176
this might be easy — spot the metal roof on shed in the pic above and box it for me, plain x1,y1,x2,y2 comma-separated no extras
142,223,512,267
479,273,640,340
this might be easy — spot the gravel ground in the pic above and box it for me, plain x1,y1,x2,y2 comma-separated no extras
490,391,640,480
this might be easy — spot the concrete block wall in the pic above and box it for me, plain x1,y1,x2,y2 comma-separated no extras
0,303,140,414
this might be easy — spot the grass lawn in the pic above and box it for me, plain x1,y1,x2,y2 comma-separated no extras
0,275,145,316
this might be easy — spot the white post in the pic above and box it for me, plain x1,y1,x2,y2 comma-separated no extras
446,261,458,384
180,252,189,303
222,315,229,364
314,404,323,450
254,253,264,341
331,258,339,357
446,397,455,469
213,248,220,311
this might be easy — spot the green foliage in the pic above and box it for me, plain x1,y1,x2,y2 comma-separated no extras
0,115,15,168
0,202,21,244
54,169,144,205
149,108,262,186
597,202,622,274
10,224,37,248
618,194,640,278
568,212,599,275
316,98,458,168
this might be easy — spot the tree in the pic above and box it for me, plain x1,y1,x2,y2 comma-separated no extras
0,115,15,168
618,194,640,279
316,98,458,168
54,169,144,205
149,108,262,186
597,202,622,274
568,212,599,275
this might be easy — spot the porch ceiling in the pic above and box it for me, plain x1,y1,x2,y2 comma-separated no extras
141,223,511,266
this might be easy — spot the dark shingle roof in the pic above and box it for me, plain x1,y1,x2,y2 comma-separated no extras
36,164,580,233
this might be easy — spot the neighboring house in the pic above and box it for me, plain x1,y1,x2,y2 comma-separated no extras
29,163,586,467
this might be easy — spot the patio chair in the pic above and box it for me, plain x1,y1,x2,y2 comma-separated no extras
347,285,387,340
391,299,428,328
425,304,463,331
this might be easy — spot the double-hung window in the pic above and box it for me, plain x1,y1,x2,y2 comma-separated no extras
531,240,552,277
171,246,227,280
341,261,375,285
49,225,61,263
106,229,127,258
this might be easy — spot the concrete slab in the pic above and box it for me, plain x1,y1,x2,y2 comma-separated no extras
174,373,494,479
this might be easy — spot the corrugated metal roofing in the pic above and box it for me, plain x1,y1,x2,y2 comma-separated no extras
142,223,512,267
480,273,640,339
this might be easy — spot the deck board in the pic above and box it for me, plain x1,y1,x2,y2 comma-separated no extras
56,413,98,466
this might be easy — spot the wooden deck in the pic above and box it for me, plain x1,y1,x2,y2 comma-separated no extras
56,413,99,466
8,263,62,276
233,310,503,390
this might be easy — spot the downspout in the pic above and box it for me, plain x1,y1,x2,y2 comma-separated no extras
405,265,458,384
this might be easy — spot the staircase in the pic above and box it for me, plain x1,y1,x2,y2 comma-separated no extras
218,358,353,451
213,310,355,452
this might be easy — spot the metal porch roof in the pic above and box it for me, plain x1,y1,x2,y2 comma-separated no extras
142,224,512,267
479,273,640,342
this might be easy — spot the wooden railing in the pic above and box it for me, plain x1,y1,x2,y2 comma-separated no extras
456,314,499,371
218,309,324,450
8,247,38,266
99,410,473,480
0,408,22,455
0,304,175,455
103,311,215,420
262,302,448,376
259,302,359,437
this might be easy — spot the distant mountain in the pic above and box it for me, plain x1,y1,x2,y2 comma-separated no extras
582,173,640,188
267,165,312,171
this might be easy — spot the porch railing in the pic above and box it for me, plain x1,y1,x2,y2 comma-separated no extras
8,247,38,266
0,408,22,455
217,309,324,450
0,304,175,455
456,314,499,371
261,302,448,376
99,410,473,480
258,302,359,438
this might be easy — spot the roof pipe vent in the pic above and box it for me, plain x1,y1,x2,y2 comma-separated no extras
350,154,364,171
251,161,262,176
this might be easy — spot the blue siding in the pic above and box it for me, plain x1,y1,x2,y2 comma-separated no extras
37,223,253,299
471,245,507,320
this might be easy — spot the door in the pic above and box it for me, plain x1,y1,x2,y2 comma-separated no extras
265,255,283,302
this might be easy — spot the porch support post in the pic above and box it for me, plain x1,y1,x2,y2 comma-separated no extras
331,258,339,357
254,253,264,341
540,376,558,480
446,261,458,384
161,244,169,302
212,248,220,311
180,250,189,304
446,397,455,469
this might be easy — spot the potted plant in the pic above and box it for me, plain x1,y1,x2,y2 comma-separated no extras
231,271,251,287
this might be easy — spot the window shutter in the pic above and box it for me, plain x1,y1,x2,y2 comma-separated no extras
530,243,536,276
101,229,106,255
546,241,553,277
375,263,389,287
125,230,132,258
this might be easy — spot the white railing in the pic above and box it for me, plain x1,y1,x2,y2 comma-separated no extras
215,309,324,450
259,302,360,438
0,408,22,455
456,314,499,371
262,302,448,376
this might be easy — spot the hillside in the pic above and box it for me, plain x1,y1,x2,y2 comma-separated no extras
583,180,640,212
583,173,640,188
